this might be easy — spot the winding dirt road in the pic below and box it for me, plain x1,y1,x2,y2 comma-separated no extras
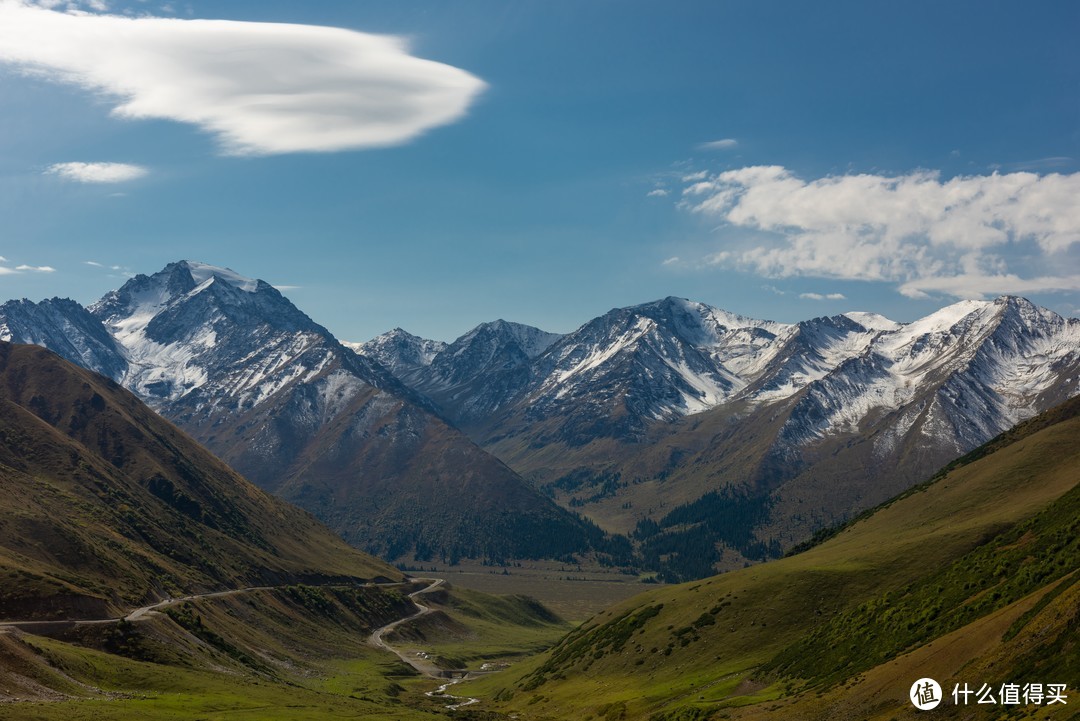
368,577,483,709
0,585,278,632
369,577,447,676
1,577,487,709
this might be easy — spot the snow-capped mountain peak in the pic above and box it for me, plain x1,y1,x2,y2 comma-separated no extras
85,260,333,403
631,297,790,347
90,261,263,334
773,296,1079,453
349,328,448,383
504,299,791,436
877,299,994,353
183,260,259,293
454,319,562,360
90,261,197,332
843,311,902,332
396,294,1078,455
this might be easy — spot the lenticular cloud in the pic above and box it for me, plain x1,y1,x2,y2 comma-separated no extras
0,1,486,155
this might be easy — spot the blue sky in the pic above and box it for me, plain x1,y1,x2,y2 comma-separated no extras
0,0,1077,342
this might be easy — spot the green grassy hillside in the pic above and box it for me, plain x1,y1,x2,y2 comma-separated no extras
0,583,427,718
465,396,1080,719
0,579,573,718
386,585,571,670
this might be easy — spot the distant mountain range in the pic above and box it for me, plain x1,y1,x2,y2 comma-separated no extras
0,261,616,567
356,294,1079,578
3,262,1077,579
360,295,1077,447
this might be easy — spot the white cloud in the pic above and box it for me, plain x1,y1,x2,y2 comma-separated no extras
898,273,1080,299
647,188,670,197
698,138,738,151
0,1,486,155
47,161,148,183
799,292,846,301
85,259,133,275
683,165,1080,298
0,260,55,274
661,256,681,266
273,284,301,291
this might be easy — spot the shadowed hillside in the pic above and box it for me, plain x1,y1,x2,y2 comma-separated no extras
0,341,399,621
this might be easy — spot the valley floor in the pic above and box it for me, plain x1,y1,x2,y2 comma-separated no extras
0,578,571,720
410,561,654,620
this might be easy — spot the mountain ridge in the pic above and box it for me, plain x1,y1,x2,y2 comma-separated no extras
3,263,1077,579
0,261,615,566
354,293,1079,578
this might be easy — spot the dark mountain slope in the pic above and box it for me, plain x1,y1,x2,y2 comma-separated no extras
378,319,562,425
0,342,399,620
195,353,613,562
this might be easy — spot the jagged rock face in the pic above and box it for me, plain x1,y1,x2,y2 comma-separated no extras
355,319,562,425
514,299,785,443
774,297,1080,455
379,295,1078,456
347,328,447,387
427,319,561,388
0,297,127,381
0,261,604,563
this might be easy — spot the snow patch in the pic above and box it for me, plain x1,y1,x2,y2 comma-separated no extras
549,316,655,391
183,261,259,293
878,300,993,354
844,311,902,332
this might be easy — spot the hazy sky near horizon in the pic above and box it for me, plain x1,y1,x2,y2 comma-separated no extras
0,0,1078,342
